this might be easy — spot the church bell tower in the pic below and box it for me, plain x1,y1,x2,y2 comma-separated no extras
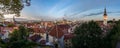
103,8,108,25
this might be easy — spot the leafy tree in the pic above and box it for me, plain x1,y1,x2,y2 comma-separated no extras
0,24,3,26
104,20,120,48
7,24,15,27
72,21,103,48
0,0,31,17
27,28,34,33
10,26,28,41
0,25,39,48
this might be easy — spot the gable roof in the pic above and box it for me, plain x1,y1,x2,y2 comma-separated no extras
49,24,70,38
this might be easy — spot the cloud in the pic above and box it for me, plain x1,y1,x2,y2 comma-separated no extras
20,0,120,20
83,11,120,17
84,12,103,16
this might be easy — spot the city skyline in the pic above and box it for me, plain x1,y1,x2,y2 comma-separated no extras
1,0,120,48
5,0,120,21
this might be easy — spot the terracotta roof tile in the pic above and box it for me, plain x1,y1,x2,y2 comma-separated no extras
49,24,70,38
33,28,45,33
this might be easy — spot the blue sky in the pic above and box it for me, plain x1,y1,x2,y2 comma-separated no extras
20,0,120,20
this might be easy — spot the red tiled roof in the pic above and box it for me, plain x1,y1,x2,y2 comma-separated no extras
33,28,45,33
0,27,18,33
49,24,70,38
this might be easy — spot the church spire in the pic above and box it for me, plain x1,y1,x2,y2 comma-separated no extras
104,8,107,16
103,0,108,26
103,7,108,26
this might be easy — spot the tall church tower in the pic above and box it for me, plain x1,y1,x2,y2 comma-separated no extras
103,8,108,25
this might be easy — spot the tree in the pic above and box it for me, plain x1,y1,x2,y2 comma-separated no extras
7,24,15,27
0,25,39,48
104,20,120,48
72,21,103,48
10,26,28,41
0,0,31,17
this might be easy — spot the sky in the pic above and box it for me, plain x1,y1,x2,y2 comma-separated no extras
7,0,120,21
